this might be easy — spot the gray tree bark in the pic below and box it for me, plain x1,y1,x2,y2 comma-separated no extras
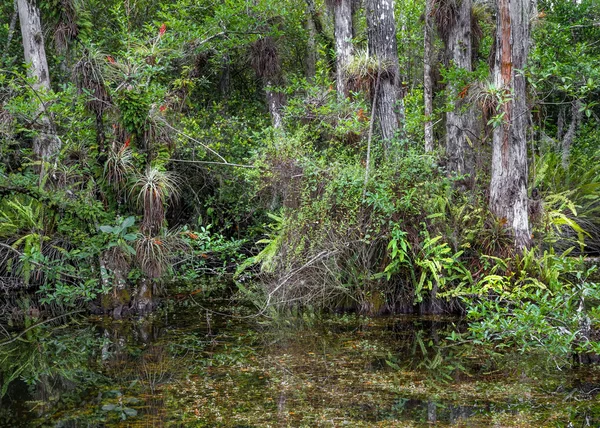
251,36,285,130
561,99,583,169
489,0,532,250
366,0,404,146
266,80,285,129
333,0,354,98
445,0,476,178
17,0,58,160
557,105,565,141
305,4,317,80
424,0,434,152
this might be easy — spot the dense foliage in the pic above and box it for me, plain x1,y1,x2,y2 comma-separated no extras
1,0,600,369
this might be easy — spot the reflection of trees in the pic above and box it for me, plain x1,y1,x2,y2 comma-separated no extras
0,323,102,419
386,318,479,383
99,317,189,425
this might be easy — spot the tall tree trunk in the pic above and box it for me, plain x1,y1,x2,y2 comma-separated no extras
219,53,231,97
366,0,403,146
445,0,476,178
251,37,285,130
266,80,285,129
557,105,565,141
17,0,58,160
489,0,532,250
423,0,434,152
1,0,19,65
305,4,317,80
333,0,353,98
305,0,336,67
561,99,583,169
351,0,361,39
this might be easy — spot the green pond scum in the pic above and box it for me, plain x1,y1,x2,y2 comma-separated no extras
1,296,600,427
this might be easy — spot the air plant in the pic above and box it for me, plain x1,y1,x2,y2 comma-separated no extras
132,167,179,235
52,0,80,53
250,36,281,82
135,234,168,278
346,50,395,94
135,229,185,279
141,108,175,156
72,46,112,148
104,141,133,190
432,0,459,45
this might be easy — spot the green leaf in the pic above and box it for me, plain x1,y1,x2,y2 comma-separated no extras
121,216,135,229
123,408,137,417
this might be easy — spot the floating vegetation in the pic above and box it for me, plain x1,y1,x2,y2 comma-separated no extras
1,296,600,427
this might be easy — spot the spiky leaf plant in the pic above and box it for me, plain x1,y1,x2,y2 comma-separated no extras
132,167,179,234
104,142,133,190
346,50,395,94
250,36,281,81
135,230,185,279
135,234,168,278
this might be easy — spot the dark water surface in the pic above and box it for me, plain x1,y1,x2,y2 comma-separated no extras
1,297,600,427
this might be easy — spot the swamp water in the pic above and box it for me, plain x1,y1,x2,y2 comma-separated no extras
1,296,600,427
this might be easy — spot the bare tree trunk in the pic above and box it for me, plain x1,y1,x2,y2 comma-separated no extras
366,0,404,147
489,0,532,250
17,0,58,160
251,37,286,130
424,0,434,152
351,0,361,38
561,99,583,169
557,105,565,141
305,4,317,80
333,0,354,98
219,53,231,97
266,80,285,129
445,0,476,178
305,0,336,67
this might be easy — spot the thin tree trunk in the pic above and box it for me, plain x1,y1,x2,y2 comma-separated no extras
251,37,286,130
1,0,18,65
219,53,231,97
305,5,317,80
266,80,285,129
333,0,353,98
445,0,476,178
305,0,336,66
366,0,403,147
17,0,58,160
423,0,434,152
561,99,583,169
489,0,532,250
557,105,565,141
351,0,361,39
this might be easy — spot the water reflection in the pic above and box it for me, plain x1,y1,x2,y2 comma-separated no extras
1,301,600,426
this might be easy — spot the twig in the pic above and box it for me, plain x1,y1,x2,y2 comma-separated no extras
168,158,256,168
0,242,83,280
0,309,84,347
363,60,381,200
155,117,228,163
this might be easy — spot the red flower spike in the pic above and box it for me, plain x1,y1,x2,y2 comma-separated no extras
106,55,115,64
124,137,131,148
159,23,167,37
159,105,167,112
